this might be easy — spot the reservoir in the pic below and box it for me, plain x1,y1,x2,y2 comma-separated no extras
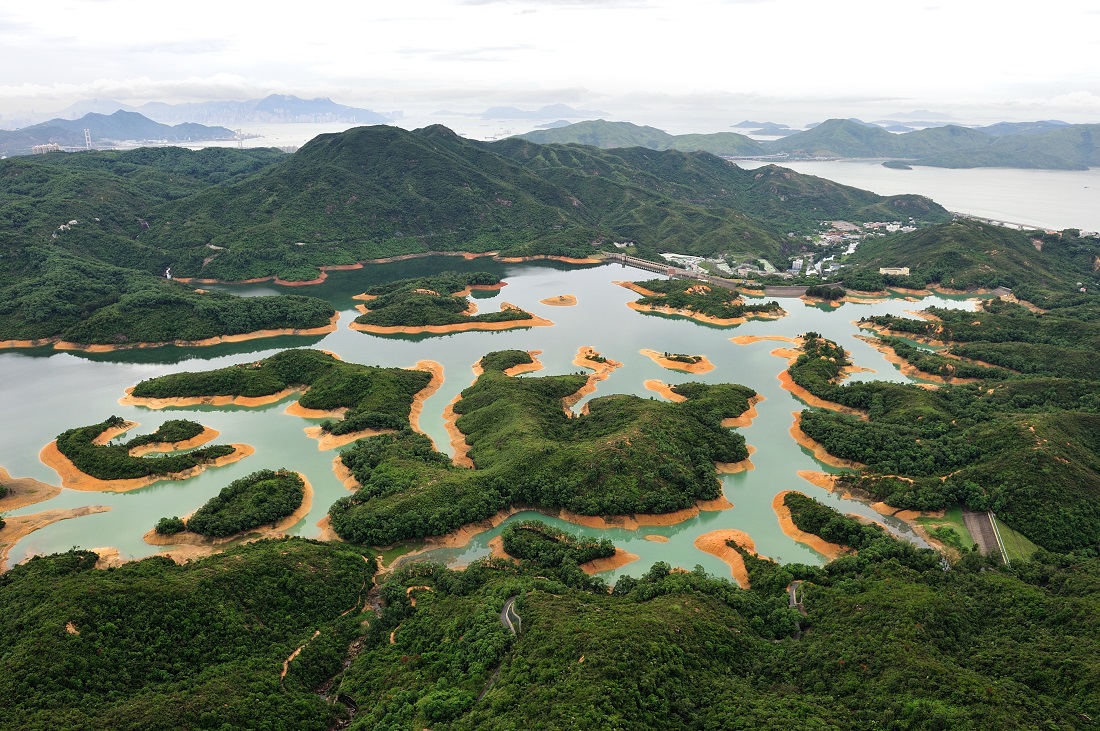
1,257,980,582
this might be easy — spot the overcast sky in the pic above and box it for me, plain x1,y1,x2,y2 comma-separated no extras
2,0,1098,129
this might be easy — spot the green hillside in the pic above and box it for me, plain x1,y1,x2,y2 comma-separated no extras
844,219,1100,292
1,125,951,343
0,111,236,155
915,123,1100,169
768,119,994,159
7,525,1099,729
515,119,765,156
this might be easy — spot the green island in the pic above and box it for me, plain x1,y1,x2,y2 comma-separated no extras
352,271,536,331
54,416,235,481
130,349,431,437
788,330,1100,553
803,284,845,301
155,469,306,538
328,350,755,545
628,278,783,321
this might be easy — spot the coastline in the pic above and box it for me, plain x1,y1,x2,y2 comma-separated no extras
562,347,623,412
772,490,847,561
1,506,112,572
694,529,759,588
127,427,221,457
579,547,640,575
853,334,976,386
639,348,715,374
349,302,553,335
40,439,256,492
408,360,446,435
789,412,864,469
0,467,62,512
20,313,342,354
122,385,305,410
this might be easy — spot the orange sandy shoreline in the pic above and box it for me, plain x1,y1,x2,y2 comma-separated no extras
580,548,640,575
722,393,764,428
40,438,255,492
790,413,864,469
729,335,800,346
408,360,446,435
853,334,973,386
1,505,112,572
694,529,758,588
773,491,847,561
639,348,715,374
563,347,623,412
127,427,221,457
142,472,315,557
349,302,553,335
539,294,577,306
122,385,305,410
0,467,62,512
4,313,342,353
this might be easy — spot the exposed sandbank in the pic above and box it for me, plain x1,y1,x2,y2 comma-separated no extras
613,280,664,297
303,426,393,451
729,335,800,346
773,490,847,561
1,505,112,572
442,394,474,468
87,546,125,569
643,379,686,402
408,360,446,435
580,548,639,575
790,412,864,469
496,254,603,265
121,385,304,410
645,534,670,543
694,529,759,588
722,394,764,428
349,302,553,335
853,334,975,386
0,467,62,512
855,320,947,347
40,437,255,492
639,348,715,374
127,427,220,457
557,497,732,531
562,347,623,412
539,294,577,306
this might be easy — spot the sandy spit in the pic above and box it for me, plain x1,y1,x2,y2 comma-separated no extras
645,534,670,543
789,413,864,469
722,394,764,429
772,491,847,561
408,360,446,435
40,438,255,492
562,347,623,412
0,467,62,512
643,379,687,402
1,506,112,572
729,335,800,346
539,294,577,307
580,548,640,575
694,529,759,588
640,348,715,374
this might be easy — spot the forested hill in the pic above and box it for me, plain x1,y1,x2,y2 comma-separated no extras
137,124,948,281
843,218,1100,292
0,111,236,156
522,118,1100,170
1,124,948,342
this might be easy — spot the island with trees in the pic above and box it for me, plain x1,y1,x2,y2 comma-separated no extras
154,469,307,539
41,416,248,490
127,349,433,440
349,272,551,334
328,350,756,545
619,279,783,326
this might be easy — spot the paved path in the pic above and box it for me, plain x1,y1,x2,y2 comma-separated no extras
500,596,521,636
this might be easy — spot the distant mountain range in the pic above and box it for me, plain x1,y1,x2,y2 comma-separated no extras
44,95,397,126
516,118,1100,170
0,111,235,156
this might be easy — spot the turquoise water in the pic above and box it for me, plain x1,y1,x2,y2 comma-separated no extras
0,258,980,581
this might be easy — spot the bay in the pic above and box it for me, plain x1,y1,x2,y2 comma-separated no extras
0,258,979,583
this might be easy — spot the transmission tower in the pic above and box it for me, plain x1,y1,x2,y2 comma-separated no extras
84,129,91,150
